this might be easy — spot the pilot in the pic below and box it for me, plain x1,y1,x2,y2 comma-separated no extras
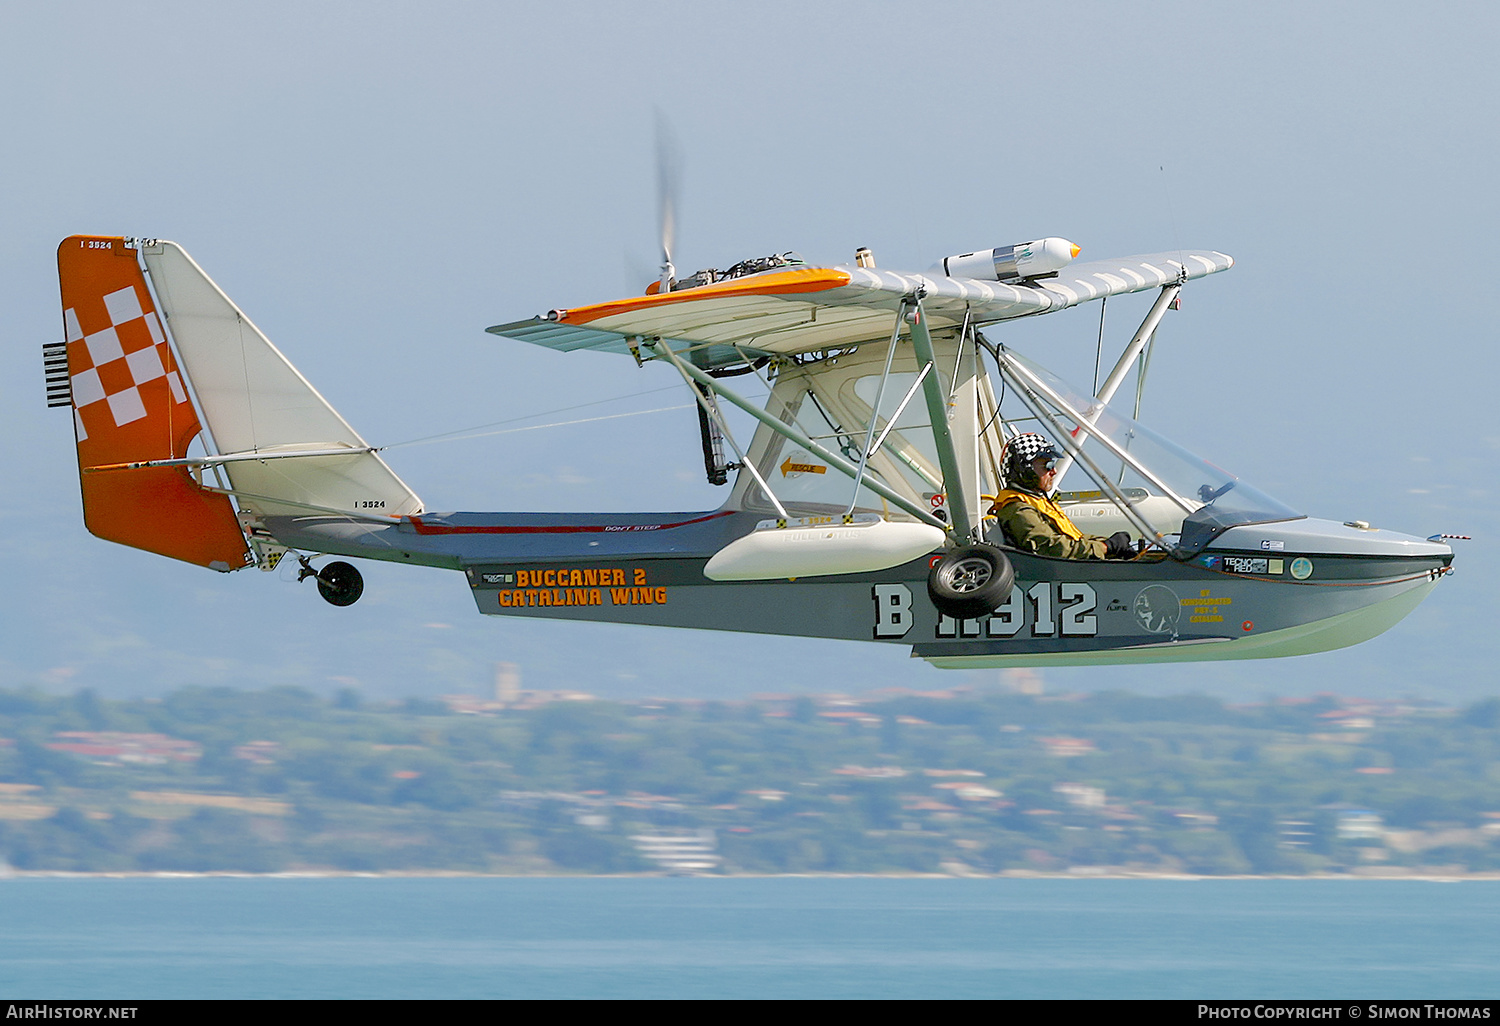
989,433,1136,560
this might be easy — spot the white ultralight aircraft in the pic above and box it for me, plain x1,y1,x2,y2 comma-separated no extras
46,233,1453,668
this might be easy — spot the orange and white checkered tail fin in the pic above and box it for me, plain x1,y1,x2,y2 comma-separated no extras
55,236,253,571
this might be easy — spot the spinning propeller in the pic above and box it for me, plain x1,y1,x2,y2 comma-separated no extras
656,110,681,292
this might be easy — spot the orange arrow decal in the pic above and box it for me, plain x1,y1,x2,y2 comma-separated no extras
779,457,826,477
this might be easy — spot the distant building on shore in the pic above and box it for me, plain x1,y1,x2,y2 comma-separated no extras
442,662,593,714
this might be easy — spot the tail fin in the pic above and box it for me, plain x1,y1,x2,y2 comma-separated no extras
139,241,423,520
56,236,253,571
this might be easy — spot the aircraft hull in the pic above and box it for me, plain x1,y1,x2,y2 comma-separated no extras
918,578,1439,668
265,511,1450,668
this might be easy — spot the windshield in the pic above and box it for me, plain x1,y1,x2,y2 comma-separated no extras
1000,350,1302,552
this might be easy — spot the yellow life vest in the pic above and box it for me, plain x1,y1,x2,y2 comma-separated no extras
991,489,1086,541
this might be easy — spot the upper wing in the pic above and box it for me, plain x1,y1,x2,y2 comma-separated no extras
487,250,1232,368
1038,250,1232,306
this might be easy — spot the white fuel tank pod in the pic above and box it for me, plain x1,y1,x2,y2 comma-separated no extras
938,237,1080,282
703,515,946,581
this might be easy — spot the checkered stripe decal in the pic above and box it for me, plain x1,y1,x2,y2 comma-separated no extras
65,284,188,437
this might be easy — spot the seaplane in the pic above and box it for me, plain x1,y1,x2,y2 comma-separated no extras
45,224,1454,669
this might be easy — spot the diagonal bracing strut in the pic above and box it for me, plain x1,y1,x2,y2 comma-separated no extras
653,341,947,530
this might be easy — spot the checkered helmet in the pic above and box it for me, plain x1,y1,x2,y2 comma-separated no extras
1003,432,1063,488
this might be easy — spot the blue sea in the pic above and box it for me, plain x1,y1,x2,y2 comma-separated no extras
1,877,1497,999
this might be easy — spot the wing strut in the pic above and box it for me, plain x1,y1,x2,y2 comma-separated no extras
1052,283,1180,490
653,343,946,530
1094,284,1179,410
844,299,907,517
908,299,976,541
657,344,789,519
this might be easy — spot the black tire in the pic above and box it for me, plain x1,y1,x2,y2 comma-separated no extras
927,544,1015,620
316,561,364,607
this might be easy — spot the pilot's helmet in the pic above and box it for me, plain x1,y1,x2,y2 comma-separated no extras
1004,432,1063,490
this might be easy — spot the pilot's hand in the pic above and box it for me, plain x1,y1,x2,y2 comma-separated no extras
1105,532,1134,559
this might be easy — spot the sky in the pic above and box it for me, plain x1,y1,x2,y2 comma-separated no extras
2,1,1496,704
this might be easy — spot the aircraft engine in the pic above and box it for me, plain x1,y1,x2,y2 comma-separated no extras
938,237,1080,282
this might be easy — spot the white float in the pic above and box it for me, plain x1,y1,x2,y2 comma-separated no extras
703,514,945,581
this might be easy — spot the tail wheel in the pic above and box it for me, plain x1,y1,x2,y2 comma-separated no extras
927,544,1014,620
316,561,364,607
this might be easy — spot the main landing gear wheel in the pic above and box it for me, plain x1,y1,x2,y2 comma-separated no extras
297,557,365,607
927,544,1015,621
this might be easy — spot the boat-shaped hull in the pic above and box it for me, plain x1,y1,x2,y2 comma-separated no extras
267,511,1451,668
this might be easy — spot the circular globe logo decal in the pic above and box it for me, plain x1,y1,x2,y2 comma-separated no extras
1290,557,1313,580
1132,585,1181,635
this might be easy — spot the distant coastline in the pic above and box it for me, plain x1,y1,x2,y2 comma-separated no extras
6,685,1500,878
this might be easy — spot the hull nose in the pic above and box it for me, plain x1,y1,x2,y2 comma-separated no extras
1209,517,1453,562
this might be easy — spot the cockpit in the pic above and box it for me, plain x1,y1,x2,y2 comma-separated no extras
732,340,1303,559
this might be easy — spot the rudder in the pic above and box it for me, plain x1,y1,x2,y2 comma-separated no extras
56,236,252,571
